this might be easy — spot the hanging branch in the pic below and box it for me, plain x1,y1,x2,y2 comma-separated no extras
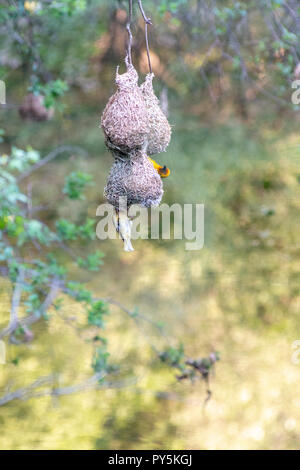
9,268,25,333
138,0,153,74
17,145,87,183
126,0,133,66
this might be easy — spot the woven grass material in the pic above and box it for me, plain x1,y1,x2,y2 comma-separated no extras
104,149,163,209
101,64,149,153
140,73,171,155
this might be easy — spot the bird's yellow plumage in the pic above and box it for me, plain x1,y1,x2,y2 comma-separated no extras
148,157,170,178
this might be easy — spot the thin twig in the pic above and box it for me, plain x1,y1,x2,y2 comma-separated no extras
0,267,170,350
0,373,105,406
40,281,60,313
126,0,133,66
27,182,33,218
137,0,152,25
0,370,139,407
0,278,61,340
0,376,54,407
17,145,88,182
9,267,25,333
138,0,153,74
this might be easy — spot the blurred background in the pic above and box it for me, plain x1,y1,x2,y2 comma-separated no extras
0,0,300,450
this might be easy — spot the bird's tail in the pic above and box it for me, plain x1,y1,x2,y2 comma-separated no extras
113,209,134,252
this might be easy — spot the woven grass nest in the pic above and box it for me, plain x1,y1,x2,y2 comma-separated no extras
101,64,149,153
100,61,171,251
140,73,171,155
104,150,163,209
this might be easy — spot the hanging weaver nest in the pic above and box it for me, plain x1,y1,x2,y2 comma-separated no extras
104,149,163,209
19,94,54,122
140,73,171,155
101,63,149,153
100,1,171,251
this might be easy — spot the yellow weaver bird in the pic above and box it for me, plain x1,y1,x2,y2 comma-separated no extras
148,157,170,178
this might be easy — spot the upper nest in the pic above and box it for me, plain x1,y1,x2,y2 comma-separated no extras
101,64,149,153
140,73,171,155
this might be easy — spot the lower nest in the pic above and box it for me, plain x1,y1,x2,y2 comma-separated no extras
104,153,163,209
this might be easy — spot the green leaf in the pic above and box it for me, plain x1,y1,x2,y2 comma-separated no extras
78,218,96,240
63,171,93,200
77,251,104,271
92,346,110,373
66,281,92,303
88,300,108,327
56,219,77,240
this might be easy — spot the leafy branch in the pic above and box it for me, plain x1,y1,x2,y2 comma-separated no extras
0,139,218,406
